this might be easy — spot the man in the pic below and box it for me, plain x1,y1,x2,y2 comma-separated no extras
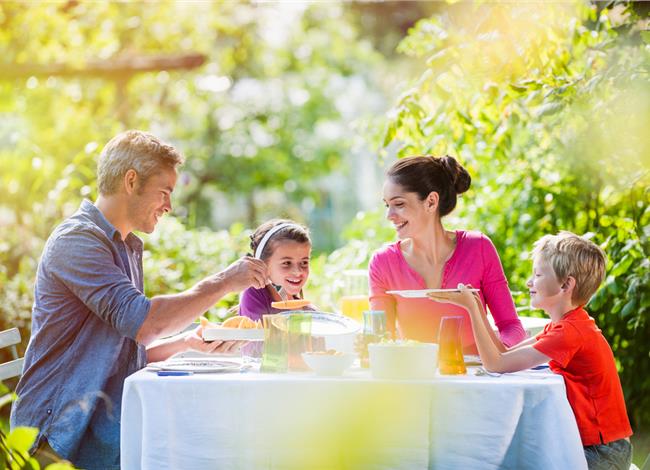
10,130,268,469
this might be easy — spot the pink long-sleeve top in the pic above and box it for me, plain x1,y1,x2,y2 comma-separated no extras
368,230,526,353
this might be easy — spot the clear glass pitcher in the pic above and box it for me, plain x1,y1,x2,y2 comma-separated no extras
286,313,312,372
437,316,467,375
339,269,370,321
261,314,288,373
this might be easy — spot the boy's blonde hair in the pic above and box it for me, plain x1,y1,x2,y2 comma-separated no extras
531,231,607,306
98,130,184,195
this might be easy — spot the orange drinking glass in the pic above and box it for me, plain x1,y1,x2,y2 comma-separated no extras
438,316,467,375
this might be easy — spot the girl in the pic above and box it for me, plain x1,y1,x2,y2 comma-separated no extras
239,219,315,321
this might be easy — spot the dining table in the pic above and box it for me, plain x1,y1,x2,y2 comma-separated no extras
121,357,587,470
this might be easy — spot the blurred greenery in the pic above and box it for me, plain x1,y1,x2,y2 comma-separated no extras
0,0,648,447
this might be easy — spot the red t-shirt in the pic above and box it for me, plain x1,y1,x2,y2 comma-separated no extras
533,307,632,446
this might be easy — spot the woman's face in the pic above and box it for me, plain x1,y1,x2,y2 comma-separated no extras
266,241,311,297
383,179,432,240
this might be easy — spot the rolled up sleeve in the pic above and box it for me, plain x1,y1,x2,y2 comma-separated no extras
48,228,150,340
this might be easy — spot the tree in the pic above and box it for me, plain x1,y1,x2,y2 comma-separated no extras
378,2,649,428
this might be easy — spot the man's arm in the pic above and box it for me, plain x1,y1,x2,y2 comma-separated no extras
136,256,267,346
145,325,245,362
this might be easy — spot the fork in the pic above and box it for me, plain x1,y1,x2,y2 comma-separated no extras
270,283,289,301
474,367,502,377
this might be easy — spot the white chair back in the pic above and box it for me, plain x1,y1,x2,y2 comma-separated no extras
0,328,24,381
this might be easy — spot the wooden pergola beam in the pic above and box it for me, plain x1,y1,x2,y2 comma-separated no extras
0,52,206,80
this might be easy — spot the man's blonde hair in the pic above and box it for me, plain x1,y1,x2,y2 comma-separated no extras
97,130,184,195
531,231,607,306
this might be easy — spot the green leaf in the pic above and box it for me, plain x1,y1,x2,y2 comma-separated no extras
641,30,650,45
6,426,39,453
533,102,564,118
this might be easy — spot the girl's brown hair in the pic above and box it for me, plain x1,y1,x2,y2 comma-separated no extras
250,219,311,261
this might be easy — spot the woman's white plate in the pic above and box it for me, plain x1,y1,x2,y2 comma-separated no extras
147,358,242,373
203,328,264,342
386,288,480,298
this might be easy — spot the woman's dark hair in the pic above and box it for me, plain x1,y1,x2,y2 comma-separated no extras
249,219,311,261
387,155,471,217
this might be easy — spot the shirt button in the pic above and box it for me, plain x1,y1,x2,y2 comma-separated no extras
46,409,52,415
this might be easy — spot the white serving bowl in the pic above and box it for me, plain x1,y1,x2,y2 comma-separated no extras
302,352,357,376
368,342,438,380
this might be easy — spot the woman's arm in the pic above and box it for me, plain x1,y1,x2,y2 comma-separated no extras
480,236,526,347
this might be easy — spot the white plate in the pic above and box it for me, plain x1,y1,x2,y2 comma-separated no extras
203,327,264,342
463,354,482,366
147,358,242,373
281,311,361,336
386,288,480,298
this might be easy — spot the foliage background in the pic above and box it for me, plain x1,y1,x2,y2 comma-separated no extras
0,0,648,450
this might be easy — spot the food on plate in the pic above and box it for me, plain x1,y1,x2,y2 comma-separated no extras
199,315,262,330
222,315,262,329
199,316,217,329
309,349,343,356
271,299,311,310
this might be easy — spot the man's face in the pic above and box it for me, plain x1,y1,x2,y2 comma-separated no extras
126,167,177,234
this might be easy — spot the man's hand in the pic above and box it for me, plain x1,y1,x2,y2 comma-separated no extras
222,256,268,292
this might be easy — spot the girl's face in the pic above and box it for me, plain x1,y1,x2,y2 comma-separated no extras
266,240,311,296
382,179,432,240
526,255,563,310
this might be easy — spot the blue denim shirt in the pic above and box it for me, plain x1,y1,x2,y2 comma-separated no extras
10,200,151,470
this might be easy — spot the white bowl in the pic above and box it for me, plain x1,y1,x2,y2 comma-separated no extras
302,352,357,376
368,342,438,380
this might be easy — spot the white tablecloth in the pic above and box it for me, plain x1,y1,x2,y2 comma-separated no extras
121,364,586,470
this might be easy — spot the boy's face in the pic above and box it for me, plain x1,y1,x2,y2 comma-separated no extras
527,255,564,311
266,241,311,297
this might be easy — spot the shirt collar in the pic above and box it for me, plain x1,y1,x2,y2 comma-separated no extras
561,305,587,320
79,199,143,251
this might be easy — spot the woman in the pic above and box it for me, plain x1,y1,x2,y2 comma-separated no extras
369,155,525,353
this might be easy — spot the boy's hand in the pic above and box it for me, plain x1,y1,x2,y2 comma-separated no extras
426,283,481,312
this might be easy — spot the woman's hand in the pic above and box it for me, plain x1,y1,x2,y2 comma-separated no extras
426,283,481,313
184,325,247,355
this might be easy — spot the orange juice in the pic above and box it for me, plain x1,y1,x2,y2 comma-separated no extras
339,295,370,321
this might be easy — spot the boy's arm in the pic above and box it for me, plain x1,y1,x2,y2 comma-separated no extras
470,295,507,353
429,287,550,373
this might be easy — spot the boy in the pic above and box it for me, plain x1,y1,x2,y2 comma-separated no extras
429,231,632,469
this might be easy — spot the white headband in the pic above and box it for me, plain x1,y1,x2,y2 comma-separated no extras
254,223,301,259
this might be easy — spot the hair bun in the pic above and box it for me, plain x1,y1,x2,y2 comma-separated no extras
441,155,471,194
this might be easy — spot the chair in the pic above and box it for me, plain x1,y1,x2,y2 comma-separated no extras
0,328,24,381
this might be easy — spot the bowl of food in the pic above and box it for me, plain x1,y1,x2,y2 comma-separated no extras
368,341,438,380
302,350,357,376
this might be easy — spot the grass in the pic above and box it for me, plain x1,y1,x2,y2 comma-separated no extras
633,431,650,468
